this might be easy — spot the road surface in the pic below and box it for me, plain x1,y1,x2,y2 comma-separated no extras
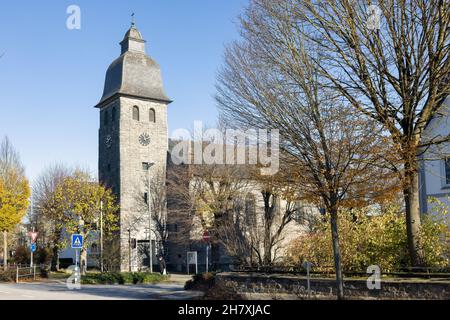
0,275,203,300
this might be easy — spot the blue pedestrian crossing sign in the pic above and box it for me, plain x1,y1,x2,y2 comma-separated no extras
30,243,36,252
71,234,83,249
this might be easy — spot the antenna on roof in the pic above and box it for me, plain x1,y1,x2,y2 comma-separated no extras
131,13,135,27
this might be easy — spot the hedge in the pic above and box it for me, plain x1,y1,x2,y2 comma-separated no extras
81,272,168,285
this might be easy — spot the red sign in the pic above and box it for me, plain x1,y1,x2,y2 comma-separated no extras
28,232,38,243
202,230,211,243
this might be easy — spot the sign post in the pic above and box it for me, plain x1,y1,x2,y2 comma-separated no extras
187,251,198,275
71,234,84,283
100,200,104,273
28,229,38,268
202,230,211,273
303,261,313,299
30,243,36,268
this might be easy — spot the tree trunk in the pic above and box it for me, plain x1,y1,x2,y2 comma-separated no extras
262,192,274,267
330,209,344,300
50,229,62,271
51,245,60,271
263,230,272,267
80,249,87,275
403,168,424,267
3,231,7,271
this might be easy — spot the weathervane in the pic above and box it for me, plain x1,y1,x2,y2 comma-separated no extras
131,13,135,27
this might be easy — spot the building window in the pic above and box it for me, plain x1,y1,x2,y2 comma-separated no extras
167,224,178,232
107,164,111,172
132,106,140,121
142,162,151,170
245,194,256,216
274,196,280,214
149,108,156,123
293,201,303,224
144,192,148,204
245,194,256,226
445,157,450,186
103,110,108,126
112,107,116,122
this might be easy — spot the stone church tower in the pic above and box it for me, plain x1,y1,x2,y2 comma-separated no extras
95,23,171,271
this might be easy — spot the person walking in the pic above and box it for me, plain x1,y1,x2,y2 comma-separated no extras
158,255,167,275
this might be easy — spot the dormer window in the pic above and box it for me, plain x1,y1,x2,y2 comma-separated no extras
132,106,140,121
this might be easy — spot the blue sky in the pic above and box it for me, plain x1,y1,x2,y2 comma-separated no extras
0,0,248,183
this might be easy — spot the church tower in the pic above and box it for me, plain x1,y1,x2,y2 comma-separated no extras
95,22,171,271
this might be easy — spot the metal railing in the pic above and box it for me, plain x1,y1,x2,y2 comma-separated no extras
14,264,48,283
229,265,450,279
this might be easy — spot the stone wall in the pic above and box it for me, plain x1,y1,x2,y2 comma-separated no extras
213,272,450,300
99,96,168,271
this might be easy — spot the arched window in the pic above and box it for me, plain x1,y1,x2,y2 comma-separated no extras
149,108,156,123
245,193,257,226
132,106,140,121
112,107,116,122
103,110,108,126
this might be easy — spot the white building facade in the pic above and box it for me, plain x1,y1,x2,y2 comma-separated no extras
419,97,450,214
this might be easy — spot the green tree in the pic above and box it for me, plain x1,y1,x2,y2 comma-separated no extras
0,137,30,270
51,171,118,273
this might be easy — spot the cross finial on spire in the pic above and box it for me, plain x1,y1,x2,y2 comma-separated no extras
131,13,135,27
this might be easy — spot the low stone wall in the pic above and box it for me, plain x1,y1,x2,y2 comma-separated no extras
214,272,450,300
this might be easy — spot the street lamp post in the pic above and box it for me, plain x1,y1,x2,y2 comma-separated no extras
30,227,35,268
100,200,104,273
128,229,131,272
143,162,154,273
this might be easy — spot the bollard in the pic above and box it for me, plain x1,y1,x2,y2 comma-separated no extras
16,265,19,283
33,265,36,281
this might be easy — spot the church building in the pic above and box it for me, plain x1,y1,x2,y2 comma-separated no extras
92,23,313,272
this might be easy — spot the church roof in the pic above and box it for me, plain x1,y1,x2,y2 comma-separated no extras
122,26,143,41
95,25,171,108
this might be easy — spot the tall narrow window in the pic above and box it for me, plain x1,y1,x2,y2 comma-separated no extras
144,192,148,204
445,157,450,185
112,107,116,122
103,110,108,126
132,106,140,121
149,108,156,123
293,201,303,224
245,194,256,227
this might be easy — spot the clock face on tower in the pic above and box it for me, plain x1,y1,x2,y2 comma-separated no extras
105,135,112,149
139,133,151,146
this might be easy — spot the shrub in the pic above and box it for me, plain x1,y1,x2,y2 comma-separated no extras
36,247,53,265
0,269,15,282
12,246,29,265
286,204,449,272
39,265,49,278
132,272,144,284
120,272,134,285
81,272,168,285
185,272,216,291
